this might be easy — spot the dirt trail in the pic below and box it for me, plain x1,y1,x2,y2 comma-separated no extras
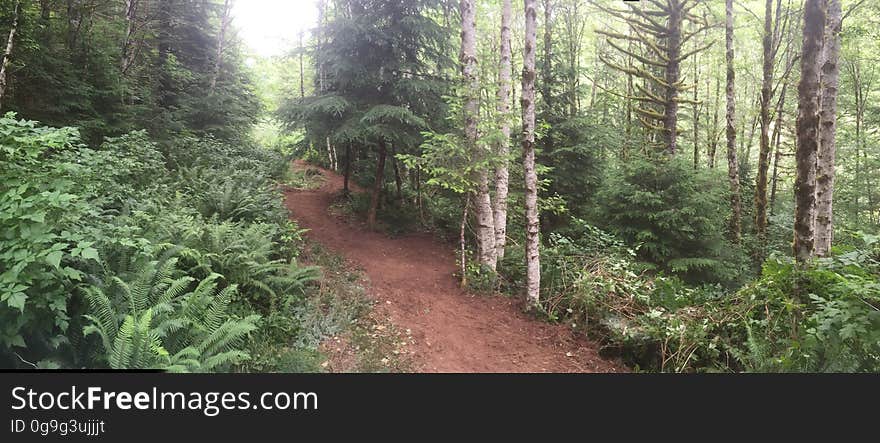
284,160,625,373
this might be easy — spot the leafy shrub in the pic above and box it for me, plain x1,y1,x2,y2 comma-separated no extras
82,257,259,372
0,115,328,371
733,241,880,372
592,154,747,285
0,114,90,362
540,221,880,372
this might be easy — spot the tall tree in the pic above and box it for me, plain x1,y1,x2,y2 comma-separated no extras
725,0,742,243
597,0,712,155
492,0,513,261
707,76,721,168
769,77,789,216
121,0,141,74
815,0,841,257
0,0,21,109
754,0,792,247
367,142,387,229
461,0,497,271
793,0,826,263
278,0,451,231
754,0,776,244
522,0,540,307
210,0,233,93
0,0,20,111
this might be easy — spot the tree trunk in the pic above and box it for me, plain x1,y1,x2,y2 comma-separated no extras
299,31,305,98
707,76,720,168
849,59,867,223
326,137,336,170
541,0,553,113
725,0,742,243
663,1,682,156
0,0,20,112
815,0,841,257
793,0,826,263
769,80,788,216
692,44,700,170
461,0,497,271
493,0,513,261
66,0,82,52
367,142,387,230
522,0,541,307
392,146,402,200
156,0,174,109
40,0,50,21
343,143,352,194
755,0,775,244
460,195,470,288
210,0,233,93
121,0,139,74
416,166,424,221
317,0,326,92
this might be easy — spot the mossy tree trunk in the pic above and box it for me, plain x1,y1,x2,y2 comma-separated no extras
793,0,826,263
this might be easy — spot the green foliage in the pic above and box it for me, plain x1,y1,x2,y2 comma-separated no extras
82,259,259,372
535,221,880,372
593,154,747,285
3,0,259,144
731,241,880,372
0,116,326,371
0,115,90,359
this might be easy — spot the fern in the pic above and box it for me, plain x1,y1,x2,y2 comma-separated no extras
82,260,260,372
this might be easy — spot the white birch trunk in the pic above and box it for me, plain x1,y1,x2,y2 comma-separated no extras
815,0,841,257
461,0,497,271
0,0,21,111
522,0,541,307
492,0,513,262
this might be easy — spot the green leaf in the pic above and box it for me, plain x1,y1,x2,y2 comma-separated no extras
80,247,99,261
46,251,63,268
7,292,27,311
10,335,26,348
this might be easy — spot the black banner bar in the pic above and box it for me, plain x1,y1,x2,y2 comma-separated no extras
1,373,877,441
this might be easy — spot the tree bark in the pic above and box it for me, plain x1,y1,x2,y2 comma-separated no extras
392,146,403,200
343,143,352,194
692,44,700,170
522,0,541,307
493,0,513,261
0,0,20,112
461,0,497,271
40,0,50,21
815,0,841,257
755,0,775,244
210,0,233,93
725,0,742,243
317,0,326,93
121,0,140,74
663,1,682,156
769,79,788,216
367,142,387,230
793,0,826,263
707,76,720,168
541,0,553,114
299,31,305,98
460,195,470,288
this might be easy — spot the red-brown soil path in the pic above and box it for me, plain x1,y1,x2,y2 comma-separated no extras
284,160,626,373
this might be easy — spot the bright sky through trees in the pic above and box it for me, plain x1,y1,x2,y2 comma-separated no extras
233,0,319,57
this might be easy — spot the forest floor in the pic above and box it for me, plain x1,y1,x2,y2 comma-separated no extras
283,160,626,373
